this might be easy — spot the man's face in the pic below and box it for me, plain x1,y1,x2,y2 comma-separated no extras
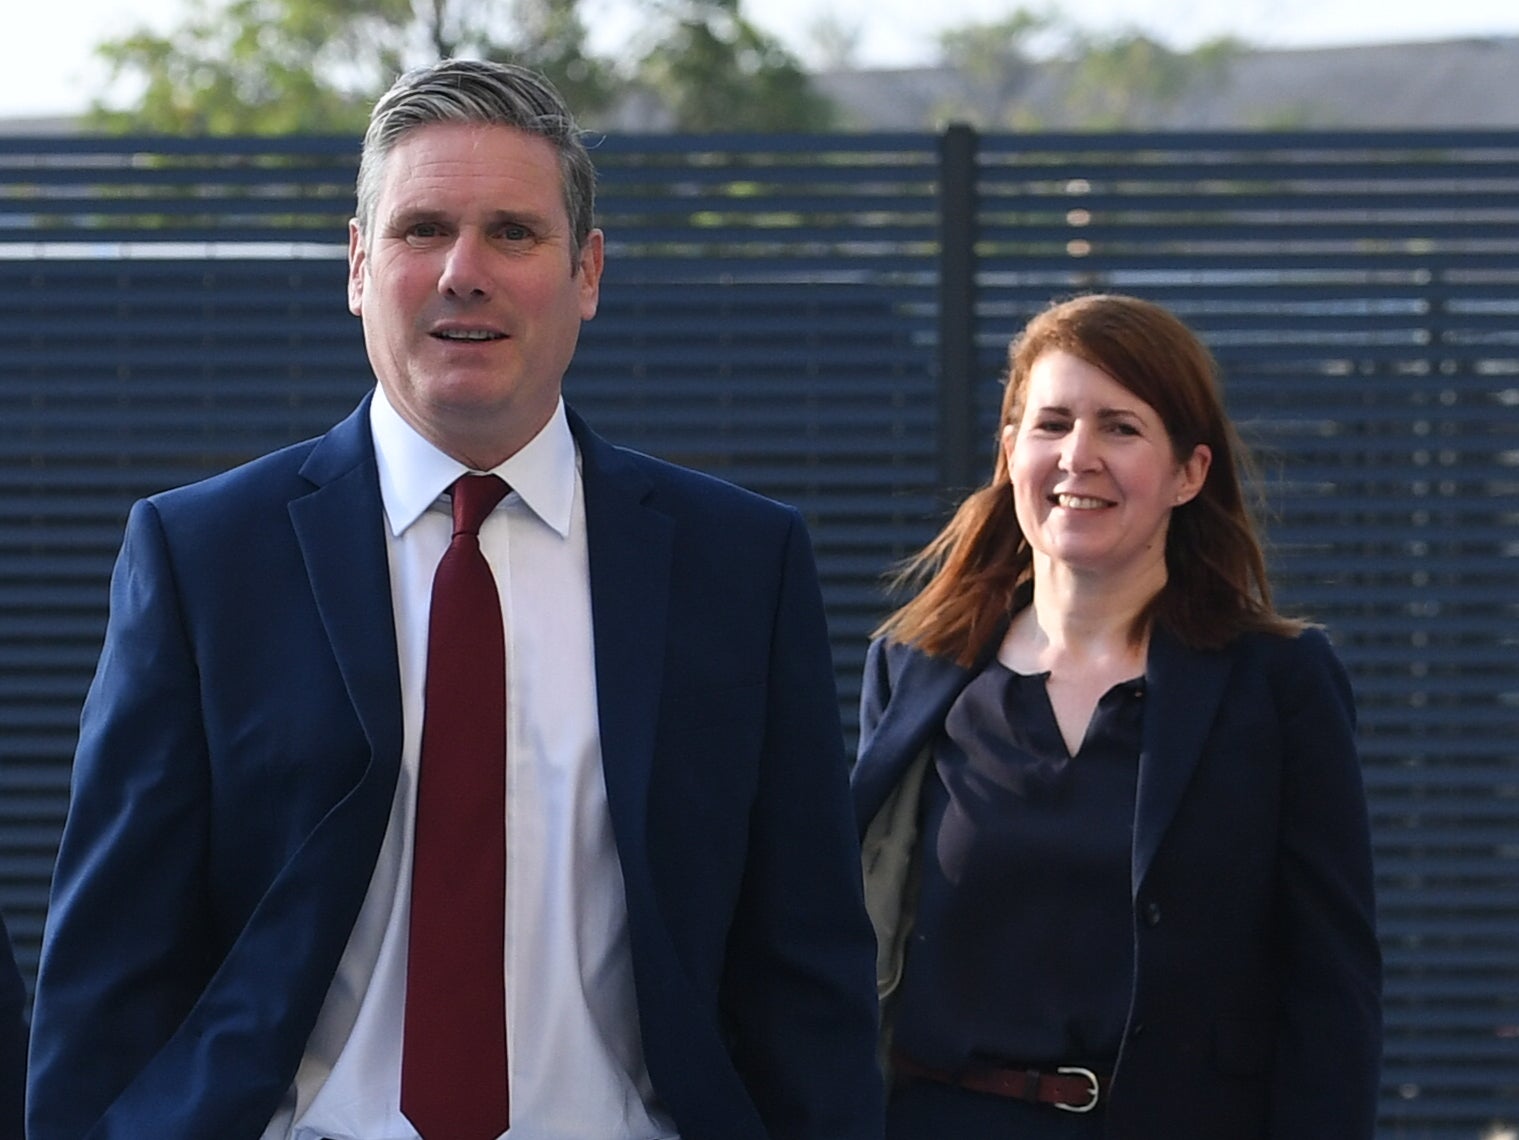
348,121,604,468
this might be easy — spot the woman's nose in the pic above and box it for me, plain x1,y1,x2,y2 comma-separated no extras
1060,423,1101,471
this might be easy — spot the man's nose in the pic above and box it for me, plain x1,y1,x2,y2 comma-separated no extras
438,232,491,298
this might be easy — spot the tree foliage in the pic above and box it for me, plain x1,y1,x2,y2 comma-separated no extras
931,6,1243,130
89,0,430,134
929,9,1052,128
633,0,835,130
505,0,618,117
85,0,833,134
1062,30,1242,128
936,9,1051,86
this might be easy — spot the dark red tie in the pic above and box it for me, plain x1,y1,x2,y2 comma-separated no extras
402,473,511,1140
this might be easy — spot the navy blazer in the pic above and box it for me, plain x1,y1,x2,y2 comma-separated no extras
29,397,884,1140
0,911,24,1140
854,624,1382,1140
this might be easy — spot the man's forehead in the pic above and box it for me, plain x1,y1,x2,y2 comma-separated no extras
389,120,558,163
374,125,568,218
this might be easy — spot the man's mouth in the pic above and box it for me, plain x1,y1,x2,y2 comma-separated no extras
432,329,506,342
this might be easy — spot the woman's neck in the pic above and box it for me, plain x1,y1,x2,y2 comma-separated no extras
1004,554,1164,676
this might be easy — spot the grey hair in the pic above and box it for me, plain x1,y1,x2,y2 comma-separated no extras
354,59,597,262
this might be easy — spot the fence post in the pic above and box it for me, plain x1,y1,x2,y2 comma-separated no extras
937,122,979,499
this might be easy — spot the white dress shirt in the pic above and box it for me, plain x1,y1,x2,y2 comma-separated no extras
260,386,678,1140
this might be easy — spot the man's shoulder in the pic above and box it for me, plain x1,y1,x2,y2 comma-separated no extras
147,400,371,519
620,444,785,512
141,435,328,538
570,407,797,525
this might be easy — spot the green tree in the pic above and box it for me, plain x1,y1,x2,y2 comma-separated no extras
87,0,399,133
931,8,1245,130
631,0,837,130
1061,30,1242,128
937,8,1051,86
507,0,617,117
84,0,831,134
85,0,611,134
930,8,1054,128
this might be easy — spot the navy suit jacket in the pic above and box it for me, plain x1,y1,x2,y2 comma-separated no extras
29,397,884,1139
853,624,1382,1140
0,911,24,1139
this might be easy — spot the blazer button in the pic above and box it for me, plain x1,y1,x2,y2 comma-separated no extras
1142,901,1162,926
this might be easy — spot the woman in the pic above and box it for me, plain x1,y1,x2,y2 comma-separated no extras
855,293,1381,1139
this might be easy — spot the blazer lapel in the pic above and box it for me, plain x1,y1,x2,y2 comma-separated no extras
1132,628,1233,892
290,395,403,764
569,408,673,858
853,630,1004,830
106,398,406,1129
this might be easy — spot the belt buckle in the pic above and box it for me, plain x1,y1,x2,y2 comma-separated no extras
1054,1066,1100,1113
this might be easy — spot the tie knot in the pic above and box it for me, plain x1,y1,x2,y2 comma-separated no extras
450,473,508,537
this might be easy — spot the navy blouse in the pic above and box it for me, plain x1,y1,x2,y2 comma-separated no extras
892,660,1145,1072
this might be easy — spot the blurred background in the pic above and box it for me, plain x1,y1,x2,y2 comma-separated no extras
2,2,1518,1139
6,0,1519,131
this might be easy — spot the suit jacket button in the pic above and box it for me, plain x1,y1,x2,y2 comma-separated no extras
1143,901,1162,926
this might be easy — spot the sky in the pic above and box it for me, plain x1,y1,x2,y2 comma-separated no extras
6,0,1519,120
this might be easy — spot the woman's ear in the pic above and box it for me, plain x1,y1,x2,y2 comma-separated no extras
1174,443,1212,505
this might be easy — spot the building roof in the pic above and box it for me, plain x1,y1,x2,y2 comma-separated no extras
814,36,1519,130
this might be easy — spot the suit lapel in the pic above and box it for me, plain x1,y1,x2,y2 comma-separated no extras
1132,628,1233,892
854,649,975,825
853,631,1005,829
289,396,403,764
107,398,407,1129
569,409,673,857
862,624,1236,899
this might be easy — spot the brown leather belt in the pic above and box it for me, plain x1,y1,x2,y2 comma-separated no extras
892,1051,1107,1113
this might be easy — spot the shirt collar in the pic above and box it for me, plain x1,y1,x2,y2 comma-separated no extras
369,384,577,539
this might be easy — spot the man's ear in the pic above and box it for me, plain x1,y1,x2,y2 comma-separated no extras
347,219,366,317
576,228,605,321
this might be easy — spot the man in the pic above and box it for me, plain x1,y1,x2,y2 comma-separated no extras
28,60,883,1140
0,911,23,1138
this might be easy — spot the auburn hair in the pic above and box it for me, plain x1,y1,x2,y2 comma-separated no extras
877,293,1302,665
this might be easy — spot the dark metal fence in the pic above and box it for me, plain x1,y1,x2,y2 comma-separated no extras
2,128,1516,1137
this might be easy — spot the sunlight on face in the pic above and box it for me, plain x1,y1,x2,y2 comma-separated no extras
1003,350,1210,584
347,121,604,468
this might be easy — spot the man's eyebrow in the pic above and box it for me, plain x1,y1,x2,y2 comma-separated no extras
484,208,552,228
384,206,448,228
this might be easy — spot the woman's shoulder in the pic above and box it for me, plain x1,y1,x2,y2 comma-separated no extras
1153,621,1350,699
1220,624,1355,719
863,633,989,696
1231,623,1342,670
864,633,923,678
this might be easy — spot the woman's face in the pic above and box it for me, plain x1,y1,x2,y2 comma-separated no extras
1003,349,1211,582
